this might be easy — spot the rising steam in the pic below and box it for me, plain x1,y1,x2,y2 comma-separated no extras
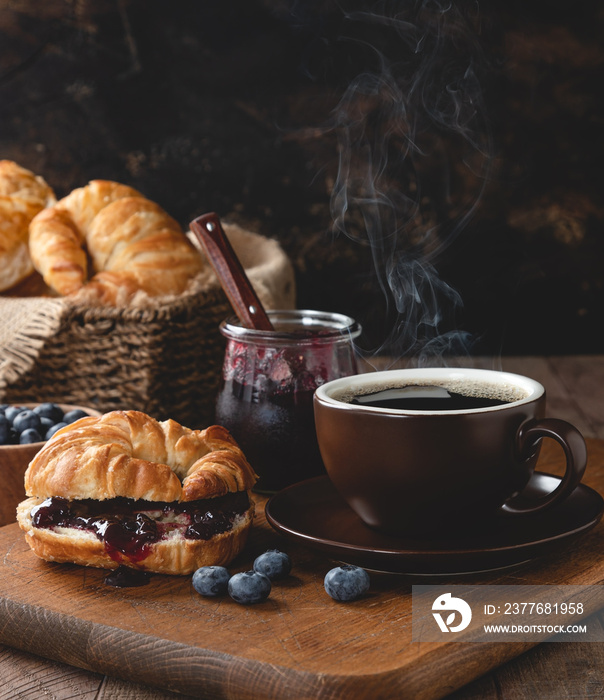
328,0,495,364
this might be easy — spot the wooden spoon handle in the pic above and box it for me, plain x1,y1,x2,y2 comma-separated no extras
190,212,274,331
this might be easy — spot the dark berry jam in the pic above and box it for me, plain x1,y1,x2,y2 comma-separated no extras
104,565,152,588
216,377,323,492
30,491,250,564
215,313,360,493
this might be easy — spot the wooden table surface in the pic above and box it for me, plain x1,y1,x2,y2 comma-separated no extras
1,355,603,700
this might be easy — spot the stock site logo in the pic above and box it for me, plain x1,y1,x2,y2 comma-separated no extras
432,592,473,633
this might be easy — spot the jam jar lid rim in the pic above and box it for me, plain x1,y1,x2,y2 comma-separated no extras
219,309,362,343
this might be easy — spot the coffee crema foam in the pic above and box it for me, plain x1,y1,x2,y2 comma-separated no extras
333,379,530,407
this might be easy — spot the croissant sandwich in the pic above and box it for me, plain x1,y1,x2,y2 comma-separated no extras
17,410,258,575
0,160,56,292
28,179,204,305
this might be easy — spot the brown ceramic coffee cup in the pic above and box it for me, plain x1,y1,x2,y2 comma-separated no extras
313,368,587,536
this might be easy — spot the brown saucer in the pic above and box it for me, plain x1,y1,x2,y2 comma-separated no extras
265,474,604,575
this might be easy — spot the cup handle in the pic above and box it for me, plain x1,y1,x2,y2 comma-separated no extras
501,418,587,515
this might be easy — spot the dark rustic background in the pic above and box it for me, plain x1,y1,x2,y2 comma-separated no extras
1,0,602,358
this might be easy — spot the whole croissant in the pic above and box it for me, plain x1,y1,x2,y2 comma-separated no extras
28,180,204,304
0,160,56,291
18,410,258,575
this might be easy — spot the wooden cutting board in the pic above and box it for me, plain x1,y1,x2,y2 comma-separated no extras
0,440,603,700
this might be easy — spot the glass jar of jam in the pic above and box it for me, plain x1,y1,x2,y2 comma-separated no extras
215,310,362,493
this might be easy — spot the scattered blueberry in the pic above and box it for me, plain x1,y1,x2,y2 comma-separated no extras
324,565,370,602
192,566,231,597
253,550,292,580
45,422,68,440
13,410,42,435
19,428,43,444
228,571,271,605
33,402,64,423
63,409,89,424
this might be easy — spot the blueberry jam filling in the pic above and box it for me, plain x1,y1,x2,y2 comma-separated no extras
30,491,250,564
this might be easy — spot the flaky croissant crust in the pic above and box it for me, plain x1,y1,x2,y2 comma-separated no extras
24,410,258,502
0,160,56,292
0,159,56,208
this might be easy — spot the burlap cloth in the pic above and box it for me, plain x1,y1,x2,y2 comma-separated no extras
0,223,295,427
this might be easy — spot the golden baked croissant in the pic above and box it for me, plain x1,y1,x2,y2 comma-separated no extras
17,410,258,575
24,409,258,500
0,160,56,291
28,180,204,304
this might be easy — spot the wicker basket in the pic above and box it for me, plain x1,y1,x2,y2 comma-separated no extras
0,224,295,429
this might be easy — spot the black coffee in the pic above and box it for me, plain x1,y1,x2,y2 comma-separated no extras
349,384,516,410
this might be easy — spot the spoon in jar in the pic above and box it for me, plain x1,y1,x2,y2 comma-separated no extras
190,212,275,331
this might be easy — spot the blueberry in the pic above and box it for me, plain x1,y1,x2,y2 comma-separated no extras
12,410,42,435
4,406,24,425
46,422,67,440
19,428,43,444
324,565,370,602
39,416,54,433
192,566,231,597
33,403,64,423
228,571,271,605
0,415,9,444
253,550,292,580
63,409,89,424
